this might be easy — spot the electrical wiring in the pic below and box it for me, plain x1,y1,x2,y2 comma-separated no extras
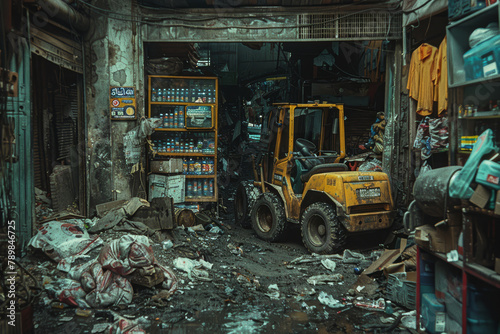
74,0,401,31
80,0,394,21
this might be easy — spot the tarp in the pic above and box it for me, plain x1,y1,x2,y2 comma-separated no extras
403,0,448,26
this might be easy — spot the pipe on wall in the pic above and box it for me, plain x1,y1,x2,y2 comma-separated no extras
36,0,90,32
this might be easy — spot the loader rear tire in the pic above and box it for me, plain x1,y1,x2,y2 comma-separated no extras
251,192,286,242
235,181,261,228
301,202,345,254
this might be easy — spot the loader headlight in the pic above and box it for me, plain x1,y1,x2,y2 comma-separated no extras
357,187,381,198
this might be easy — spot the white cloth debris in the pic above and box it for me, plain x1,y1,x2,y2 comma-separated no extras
318,291,343,308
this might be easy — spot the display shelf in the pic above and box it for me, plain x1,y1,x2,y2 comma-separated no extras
154,128,189,132
447,2,499,87
450,73,500,88
156,152,215,157
185,175,215,179
423,248,464,271
150,172,215,178
150,102,214,106
459,114,500,120
464,262,500,289
185,197,217,202
153,128,217,132
412,148,449,154
463,205,500,218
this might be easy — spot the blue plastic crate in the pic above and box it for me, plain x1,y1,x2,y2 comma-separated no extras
449,0,487,21
468,283,500,320
468,317,498,334
422,293,446,334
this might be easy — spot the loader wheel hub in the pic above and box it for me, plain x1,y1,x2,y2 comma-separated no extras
309,214,327,247
257,205,273,233
318,225,326,236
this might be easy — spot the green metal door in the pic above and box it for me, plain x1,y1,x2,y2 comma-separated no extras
5,38,33,255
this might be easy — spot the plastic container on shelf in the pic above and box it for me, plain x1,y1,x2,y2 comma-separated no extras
467,317,498,334
194,159,202,175
463,34,500,81
196,180,202,198
467,283,500,319
152,88,157,102
420,254,435,295
421,293,446,334
209,179,214,196
186,179,193,198
203,179,209,196
178,107,185,128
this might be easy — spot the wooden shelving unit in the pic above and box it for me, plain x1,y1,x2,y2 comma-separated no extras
147,75,219,205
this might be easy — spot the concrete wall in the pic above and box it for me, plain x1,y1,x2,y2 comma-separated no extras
85,0,144,214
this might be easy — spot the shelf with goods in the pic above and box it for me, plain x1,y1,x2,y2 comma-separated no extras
416,245,467,334
447,2,499,88
416,209,500,334
147,75,218,205
462,206,500,289
447,2,500,165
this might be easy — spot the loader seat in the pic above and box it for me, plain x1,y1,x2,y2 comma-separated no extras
300,163,348,183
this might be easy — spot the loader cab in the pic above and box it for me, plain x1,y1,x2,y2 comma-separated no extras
269,103,346,194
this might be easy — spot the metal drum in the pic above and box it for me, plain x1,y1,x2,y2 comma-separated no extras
413,166,462,217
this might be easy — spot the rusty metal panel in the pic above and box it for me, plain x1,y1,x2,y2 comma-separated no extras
144,15,299,42
143,10,402,42
30,27,83,73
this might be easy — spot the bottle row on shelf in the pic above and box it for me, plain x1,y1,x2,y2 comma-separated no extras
186,178,214,198
158,106,185,128
151,86,215,104
152,134,215,154
182,158,215,175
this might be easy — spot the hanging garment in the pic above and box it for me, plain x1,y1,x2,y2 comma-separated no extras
433,36,448,115
407,43,438,116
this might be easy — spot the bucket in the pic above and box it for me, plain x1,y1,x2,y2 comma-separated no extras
195,212,212,226
174,208,196,227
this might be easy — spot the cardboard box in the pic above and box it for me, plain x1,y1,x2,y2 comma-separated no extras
415,223,462,254
470,184,490,208
148,174,186,203
165,175,185,204
150,159,183,174
364,249,400,275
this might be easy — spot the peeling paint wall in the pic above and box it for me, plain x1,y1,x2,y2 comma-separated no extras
85,0,144,214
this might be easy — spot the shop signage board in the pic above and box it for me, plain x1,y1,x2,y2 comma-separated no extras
110,86,137,120
186,105,213,128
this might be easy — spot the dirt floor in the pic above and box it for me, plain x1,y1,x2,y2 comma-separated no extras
20,150,417,334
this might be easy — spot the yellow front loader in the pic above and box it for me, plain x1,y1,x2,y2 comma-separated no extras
235,103,395,253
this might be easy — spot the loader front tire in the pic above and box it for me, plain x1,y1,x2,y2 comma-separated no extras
301,202,345,254
235,181,261,228
251,192,286,242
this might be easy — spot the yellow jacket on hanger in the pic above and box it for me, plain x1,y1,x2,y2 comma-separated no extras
433,37,448,115
407,43,438,116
